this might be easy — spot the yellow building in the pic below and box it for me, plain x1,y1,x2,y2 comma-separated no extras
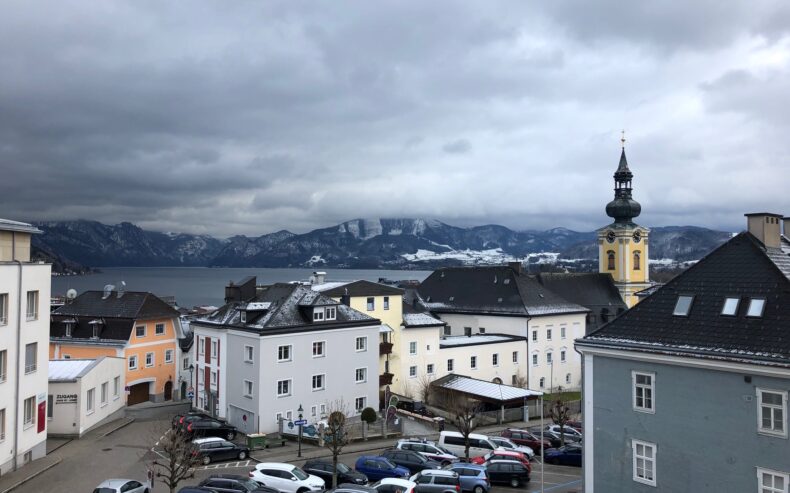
49,289,182,405
597,142,651,307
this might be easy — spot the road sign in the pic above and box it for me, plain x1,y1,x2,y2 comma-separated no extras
294,419,308,426
187,391,195,399
288,421,294,429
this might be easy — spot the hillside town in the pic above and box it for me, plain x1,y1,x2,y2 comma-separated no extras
2,145,788,493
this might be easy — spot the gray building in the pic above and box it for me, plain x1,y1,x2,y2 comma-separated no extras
576,213,790,492
191,278,381,434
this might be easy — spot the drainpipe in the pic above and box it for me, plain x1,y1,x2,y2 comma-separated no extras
12,232,23,471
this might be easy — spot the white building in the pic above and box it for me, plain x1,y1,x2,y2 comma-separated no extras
191,278,381,434
0,218,51,474
47,357,126,437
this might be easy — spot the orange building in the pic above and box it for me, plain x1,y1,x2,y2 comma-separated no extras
50,289,181,405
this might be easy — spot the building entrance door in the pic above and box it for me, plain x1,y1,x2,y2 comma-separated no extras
127,382,150,406
164,381,173,401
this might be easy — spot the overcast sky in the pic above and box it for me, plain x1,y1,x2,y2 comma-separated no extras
2,1,789,237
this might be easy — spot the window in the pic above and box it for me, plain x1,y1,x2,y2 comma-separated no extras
25,291,38,320
275,412,283,423
748,298,766,317
561,326,566,339
155,323,165,335
244,345,254,363
479,327,485,334
198,337,205,355
145,352,154,367
546,352,553,364
532,353,538,366
165,349,174,364
447,359,454,372
757,468,789,493
313,308,324,321
539,378,545,388
409,341,417,355
633,371,655,413
673,295,694,316
286,410,294,421
320,403,326,415
277,379,291,397
384,296,390,310
758,389,787,437
547,329,552,341
101,382,108,406
129,355,138,370
355,397,366,412
210,370,217,385
471,356,477,369
86,388,95,414
409,366,417,378
136,325,146,338
607,251,615,270
278,345,292,362
560,350,566,362
311,405,317,417
113,376,120,398
312,374,325,391
312,341,325,357
566,373,571,384
183,357,190,370
633,251,641,271
426,364,434,375
367,297,375,311
211,340,217,358
23,397,35,427
47,395,53,419
464,327,472,336
632,440,656,486
492,353,499,366
240,311,247,323
356,336,367,352
325,306,336,320
24,343,37,374
532,330,537,342
721,297,740,316
244,380,254,398
0,350,6,382
512,351,518,363
0,293,7,325
356,368,367,383
443,326,451,337
0,408,4,441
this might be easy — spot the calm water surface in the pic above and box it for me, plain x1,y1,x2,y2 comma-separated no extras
52,267,431,308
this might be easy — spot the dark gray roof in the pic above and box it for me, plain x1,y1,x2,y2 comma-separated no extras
320,280,404,297
51,315,135,342
194,283,379,335
402,301,446,328
54,290,179,320
536,272,628,333
578,232,790,367
418,266,588,317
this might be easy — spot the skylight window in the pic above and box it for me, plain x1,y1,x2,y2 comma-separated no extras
721,297,740,316
673,295,694,316
747,298,766,317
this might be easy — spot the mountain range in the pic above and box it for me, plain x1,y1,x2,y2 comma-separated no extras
31,218,733,272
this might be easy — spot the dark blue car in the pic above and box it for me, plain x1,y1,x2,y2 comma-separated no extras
355,456,410,481
543,445,582,467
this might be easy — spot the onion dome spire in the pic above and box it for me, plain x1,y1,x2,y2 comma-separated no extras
606,131,641,224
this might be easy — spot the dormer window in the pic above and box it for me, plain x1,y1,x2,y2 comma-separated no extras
313,307,324,321
673,295,694,316
89,319,102,339
325,306,336,321
747,298,766,317
65,323,73,338
721,297,740,316
240,311,247,323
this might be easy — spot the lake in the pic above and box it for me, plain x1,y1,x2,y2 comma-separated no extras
52,267,432,308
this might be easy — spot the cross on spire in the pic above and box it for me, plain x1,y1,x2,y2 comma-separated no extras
621,129,626,149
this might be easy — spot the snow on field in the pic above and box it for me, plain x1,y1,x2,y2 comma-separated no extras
400,248,562,265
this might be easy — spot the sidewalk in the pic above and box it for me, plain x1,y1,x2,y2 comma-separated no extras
0,455,62,493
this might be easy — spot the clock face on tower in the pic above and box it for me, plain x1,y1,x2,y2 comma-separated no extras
606,231,616,243
633,230,642,243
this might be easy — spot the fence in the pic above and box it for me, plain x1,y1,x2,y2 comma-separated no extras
280,414,403,443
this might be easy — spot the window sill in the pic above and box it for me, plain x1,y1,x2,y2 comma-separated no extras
23,423,34,431
356,380,367,384
100,403,108,408
244,360,253,364
632,477,656,487
757,429,788,439
26,317,38,322
113,396,120,401
312,388,325,392
277,394,291,398
633,407,655,415
244,394,253,399
86,410,95,416
312,355,325,359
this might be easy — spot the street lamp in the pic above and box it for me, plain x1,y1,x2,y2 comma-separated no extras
188,364,195,408
297,404,304,458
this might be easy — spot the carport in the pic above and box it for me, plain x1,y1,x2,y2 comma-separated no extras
430,373,543,423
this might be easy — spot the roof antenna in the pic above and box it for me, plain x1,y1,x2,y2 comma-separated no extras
621,129,626,149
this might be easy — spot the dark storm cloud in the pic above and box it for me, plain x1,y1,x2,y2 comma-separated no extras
1,0,789,236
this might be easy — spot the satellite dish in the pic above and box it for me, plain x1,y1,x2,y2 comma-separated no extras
66,289,77,300
102,284,115,300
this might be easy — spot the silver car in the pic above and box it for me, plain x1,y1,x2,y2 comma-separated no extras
93,479,150,493
488,436,535,459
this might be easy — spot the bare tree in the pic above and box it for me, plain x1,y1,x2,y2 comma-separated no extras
512,370,528,389
549,388,571,447
323,399,352,488
148,425,201,493
439,391,482,460
416,373,434,405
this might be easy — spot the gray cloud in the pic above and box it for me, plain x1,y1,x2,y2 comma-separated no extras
1,0,789,237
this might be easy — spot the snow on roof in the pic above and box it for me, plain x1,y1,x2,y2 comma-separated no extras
0,218,42,234
49,359,100,381
311,281,351,293
439,334,523,347
403,312,445,327
432,374,542,401
245,302,271,311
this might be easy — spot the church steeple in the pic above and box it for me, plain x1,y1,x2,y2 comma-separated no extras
605,135,641,224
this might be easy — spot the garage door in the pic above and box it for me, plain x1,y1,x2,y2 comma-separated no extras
228,405,256,435
127,382,150,406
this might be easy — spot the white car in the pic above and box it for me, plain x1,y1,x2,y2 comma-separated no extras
488,436,535,459
545,425,582,439
250,462,325,493
93,479,150,493
371,478,417,493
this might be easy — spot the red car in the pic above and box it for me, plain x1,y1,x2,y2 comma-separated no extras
500,429,551,456
470,450,531,473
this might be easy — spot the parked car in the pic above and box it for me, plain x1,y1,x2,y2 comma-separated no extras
543,445,582,467
470,450,531,473
445,464,489,493
565,420,583,432
408,470,461,493
302,459,368,488
396,401,435,418
396,439,458,465
198,474,276,493
438,432,497,459
355,456,410,481
177,487,220,493
193,437,250,465
186,418,239,440
381,449,442,475
544,425,583,439
93,479,150,493
484,460,530,488
249,463,325,493
499,429,551,456
540,430,581,448
370,478,417,493
329,485,377,493
172,411,215,428
487,437,534,459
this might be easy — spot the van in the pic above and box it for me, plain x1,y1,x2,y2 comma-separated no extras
438,431,497,459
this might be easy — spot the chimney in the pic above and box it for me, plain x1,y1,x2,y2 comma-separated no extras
341,287,351,306
508,261,523,274
745,213,782,248
313,271,326,285
784,217,790,240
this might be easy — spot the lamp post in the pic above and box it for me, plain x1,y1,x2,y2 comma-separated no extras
297,404,304,458
188,364,195,408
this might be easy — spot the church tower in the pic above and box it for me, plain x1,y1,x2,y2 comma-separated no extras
598,135,650,307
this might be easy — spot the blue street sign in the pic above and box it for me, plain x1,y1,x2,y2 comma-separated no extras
288,421,294,429
187,391,195,399
294,419,308,426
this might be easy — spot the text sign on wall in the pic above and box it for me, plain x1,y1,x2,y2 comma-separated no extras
55,394,78,404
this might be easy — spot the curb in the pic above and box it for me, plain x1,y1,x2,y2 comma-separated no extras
100,417,136,438
251,439,396,464
46,439,72,454
0,456,62,493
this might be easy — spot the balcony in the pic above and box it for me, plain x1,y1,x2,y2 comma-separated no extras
379,372,394,386
379,342,393,356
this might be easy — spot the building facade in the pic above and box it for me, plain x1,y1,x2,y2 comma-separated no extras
0,219,50,474
576,213,790,492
